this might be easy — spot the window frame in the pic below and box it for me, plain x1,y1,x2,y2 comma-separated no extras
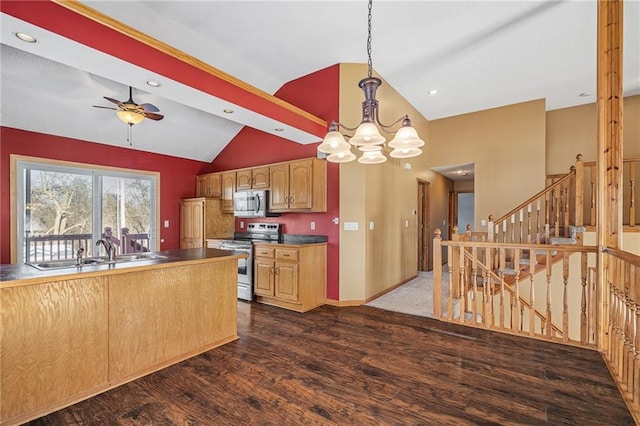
10,154,161,264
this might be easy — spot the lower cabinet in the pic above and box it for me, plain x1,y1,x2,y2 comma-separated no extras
253,243,326,312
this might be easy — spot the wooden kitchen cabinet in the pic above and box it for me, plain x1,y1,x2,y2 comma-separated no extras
221,172,236,213
236,166,269,190
180,197,234,248
196,173,222,198
269,158,326,212
253,243,326,312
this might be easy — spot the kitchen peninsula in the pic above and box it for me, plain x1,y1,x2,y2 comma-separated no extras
0,248,244,425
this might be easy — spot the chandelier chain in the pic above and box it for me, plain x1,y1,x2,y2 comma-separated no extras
367,0,373,78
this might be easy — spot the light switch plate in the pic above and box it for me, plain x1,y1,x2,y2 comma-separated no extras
369,221,374,230
310,221,316,230
344,222,359,231
164,220,169,228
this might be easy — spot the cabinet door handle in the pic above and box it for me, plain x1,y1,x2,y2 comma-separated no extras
289,196,294,206
274,267,279,275
270,266,275,275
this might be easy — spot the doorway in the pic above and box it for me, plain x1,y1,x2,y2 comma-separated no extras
417,180,430,271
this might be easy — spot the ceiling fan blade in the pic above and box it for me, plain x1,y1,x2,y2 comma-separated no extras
143,112,164,121
139,103,160,113
103,96,124,107
93,105,118,110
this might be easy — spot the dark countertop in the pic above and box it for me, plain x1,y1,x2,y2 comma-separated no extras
0,248,246,287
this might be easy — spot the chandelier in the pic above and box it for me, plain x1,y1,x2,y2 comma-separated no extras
317,0,424,164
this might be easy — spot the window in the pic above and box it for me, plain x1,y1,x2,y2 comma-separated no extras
14,157,159,263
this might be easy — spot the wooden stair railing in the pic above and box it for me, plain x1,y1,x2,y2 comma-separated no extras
581,158,639,227
489,154,584,245
459,246,564,337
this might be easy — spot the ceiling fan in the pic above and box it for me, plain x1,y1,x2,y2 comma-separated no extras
93,86,164,125
93,86,163,145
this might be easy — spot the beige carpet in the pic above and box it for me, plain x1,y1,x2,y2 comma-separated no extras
365,270,457,318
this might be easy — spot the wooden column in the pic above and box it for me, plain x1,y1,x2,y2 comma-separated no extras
597,0,624,351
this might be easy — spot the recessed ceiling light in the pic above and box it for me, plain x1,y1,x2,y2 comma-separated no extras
578,92,592,97
427,89,439,95
15,32,37,43
274,128,284,132
223,109,234,114
146,80,161,87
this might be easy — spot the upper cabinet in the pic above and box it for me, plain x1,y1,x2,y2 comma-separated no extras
269,158,326,213
196,173,222,198
236,166,269,190
195,157,326,214
221,172,236,213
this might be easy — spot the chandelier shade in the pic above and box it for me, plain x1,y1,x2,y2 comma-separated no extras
318,0,425,164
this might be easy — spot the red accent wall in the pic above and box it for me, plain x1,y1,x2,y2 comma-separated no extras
212,64,341,300
0,126,209,264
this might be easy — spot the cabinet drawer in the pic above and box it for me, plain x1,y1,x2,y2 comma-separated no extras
275,248,299,261
255,247,275,258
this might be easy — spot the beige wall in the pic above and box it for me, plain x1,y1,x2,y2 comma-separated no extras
546,95,640,174
429,100,547,230
338,64,450,302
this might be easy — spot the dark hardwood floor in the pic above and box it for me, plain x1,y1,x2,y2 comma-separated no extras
28,302,633,425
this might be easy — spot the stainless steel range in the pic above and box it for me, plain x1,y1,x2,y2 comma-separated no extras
219,223,282,301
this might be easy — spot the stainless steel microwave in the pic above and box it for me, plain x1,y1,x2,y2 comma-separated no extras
233,190,279,218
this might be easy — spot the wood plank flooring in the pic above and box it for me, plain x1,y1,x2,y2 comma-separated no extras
27,302,634,425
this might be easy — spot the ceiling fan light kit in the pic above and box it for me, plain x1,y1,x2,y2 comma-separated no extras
317,0,425,165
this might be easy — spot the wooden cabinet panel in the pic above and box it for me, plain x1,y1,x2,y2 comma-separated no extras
253,243,326,312
1,277,108,423
221,172,236,213
237,167,270,190
108,262,237,381
181,198,234,248
269,159,326,212
289,159,313,209
196,173,222,198
254,258,275,296
274,261,298,301
269,164,290,210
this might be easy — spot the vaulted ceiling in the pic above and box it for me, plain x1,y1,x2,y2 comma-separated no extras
1,1,639,163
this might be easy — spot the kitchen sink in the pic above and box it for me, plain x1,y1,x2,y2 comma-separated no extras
27,253,167,270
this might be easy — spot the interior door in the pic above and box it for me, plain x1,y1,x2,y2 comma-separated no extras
417,180,430,271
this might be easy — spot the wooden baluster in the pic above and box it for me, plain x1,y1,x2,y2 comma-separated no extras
630,161,636,227
513,248,521,333
580,252,588,345
451,226,460,299
458,241,466,324
635,302,640,406
544,192,550,243
502,220,507,244
627,298,636,395
510,214,515,243
563,180,570,237
447,245,454,321
471,246,478,324
562,252,569,342
554,186,561,238
575,154,584,228
519,210,524,243
536,199,542,243
545,250,552,337
529,248,536,337
590,163,596,226
433,229,442,319
481,269,490,327
527,204,532,243
609,284,617,374
499,248,506,329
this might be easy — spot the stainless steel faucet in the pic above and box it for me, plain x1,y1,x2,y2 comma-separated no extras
96,238,116,261
76,247,85,266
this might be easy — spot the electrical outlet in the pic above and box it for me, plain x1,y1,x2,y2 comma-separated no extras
164,220,169,228
405,220,409,228
369,221,374,230
310,221,316,230
332,217,339,224
240,221,244,229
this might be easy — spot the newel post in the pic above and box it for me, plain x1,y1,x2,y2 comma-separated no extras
433,229,442,319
